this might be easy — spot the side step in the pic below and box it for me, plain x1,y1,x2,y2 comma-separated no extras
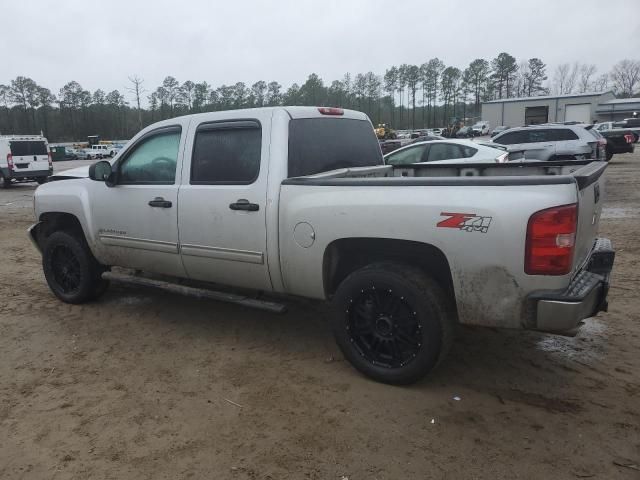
102,271,287,314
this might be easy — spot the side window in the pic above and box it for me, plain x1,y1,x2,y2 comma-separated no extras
427,143,463,161
119,129,181,184
494,131,523,145
191,122,261,184
460,146,478,158
385,144,428,165
550,129,579,141
526,130,550,143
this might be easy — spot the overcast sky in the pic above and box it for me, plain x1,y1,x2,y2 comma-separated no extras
3,0,639,102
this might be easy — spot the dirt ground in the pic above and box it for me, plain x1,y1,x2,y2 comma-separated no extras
1,154,639,480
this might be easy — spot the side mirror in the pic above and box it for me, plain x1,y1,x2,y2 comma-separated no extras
88,160,115,187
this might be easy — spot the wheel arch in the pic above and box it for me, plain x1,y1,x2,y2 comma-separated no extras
322,237,456,306
36,212,88,248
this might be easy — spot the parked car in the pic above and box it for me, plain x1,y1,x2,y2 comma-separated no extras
491,124,607,161
91,144,112,158
75,149,92,160
593,127,635,159
64,147,79,160
455,126,475,138
407,134,445,145
471,121,490,136
431,128,443,136
0,135,53,187
594,120,640,143
384,139,508,165
30,106,614,385
84,148,102,160
490,126,510,137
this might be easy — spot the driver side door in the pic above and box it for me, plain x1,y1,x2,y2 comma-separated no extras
88,124,187,277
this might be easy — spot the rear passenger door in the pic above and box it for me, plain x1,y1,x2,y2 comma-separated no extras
178,116,273,291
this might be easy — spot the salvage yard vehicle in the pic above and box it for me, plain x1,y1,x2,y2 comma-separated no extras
472,121,490,136
0,135,53,187
29,106,614,384
384,139,508,165
492,124,608,161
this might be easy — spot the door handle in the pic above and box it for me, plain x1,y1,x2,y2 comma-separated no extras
148,197,172,208
229,199,259,211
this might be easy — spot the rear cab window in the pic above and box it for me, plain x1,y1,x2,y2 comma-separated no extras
288,118,383,177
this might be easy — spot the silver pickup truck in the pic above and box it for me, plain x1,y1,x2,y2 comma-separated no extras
29,107,615,384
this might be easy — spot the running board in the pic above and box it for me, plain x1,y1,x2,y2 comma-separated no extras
102,271,287,314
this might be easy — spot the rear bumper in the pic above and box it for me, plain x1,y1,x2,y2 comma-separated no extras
529,238,614,334
6,168,52,179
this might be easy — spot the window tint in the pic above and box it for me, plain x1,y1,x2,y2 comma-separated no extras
460,146,478,158
494,131,526,145
288,118,383,177
10,141,48,156
427,143,463,161
385,144,428,165
191,124,261,184
526,130,550,143
119,129,180,184
549,128,579,141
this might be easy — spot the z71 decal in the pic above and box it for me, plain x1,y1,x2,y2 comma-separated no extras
437,212,492,233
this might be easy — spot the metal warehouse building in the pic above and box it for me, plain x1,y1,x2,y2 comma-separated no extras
595,97,640,122
482,91,616,128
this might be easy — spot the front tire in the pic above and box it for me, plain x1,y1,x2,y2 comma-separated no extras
332,262,455,385
42,231,109,304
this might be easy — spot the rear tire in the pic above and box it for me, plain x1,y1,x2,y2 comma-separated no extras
42,230,109,304
0,171,10,188
36,177,48,185
331,262,455,385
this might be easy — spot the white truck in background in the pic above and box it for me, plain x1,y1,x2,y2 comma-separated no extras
29,107,615,384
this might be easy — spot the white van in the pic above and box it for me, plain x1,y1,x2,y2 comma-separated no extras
0,135,53,187
471,121,490,136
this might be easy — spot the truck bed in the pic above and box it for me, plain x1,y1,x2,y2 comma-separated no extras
282,160,605,190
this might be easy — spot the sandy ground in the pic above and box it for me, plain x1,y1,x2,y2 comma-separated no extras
0,154,639,480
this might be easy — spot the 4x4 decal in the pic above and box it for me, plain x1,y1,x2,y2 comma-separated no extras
437,212,492,233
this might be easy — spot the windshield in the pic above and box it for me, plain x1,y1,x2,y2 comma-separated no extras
288,118,383,177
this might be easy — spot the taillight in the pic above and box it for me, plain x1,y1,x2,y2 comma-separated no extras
495,152,509,163
6,153,13,171
624,134,634,144
318,107,344,116
525,204,577,275
47,152,53,169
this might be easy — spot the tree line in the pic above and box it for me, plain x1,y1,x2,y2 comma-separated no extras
1,55,639,142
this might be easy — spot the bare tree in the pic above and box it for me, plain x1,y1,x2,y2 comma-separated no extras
610,59,640,97
553,63,570,94
565,62,579,94
127,75,145,130
592,73,609,92
578,64,597,93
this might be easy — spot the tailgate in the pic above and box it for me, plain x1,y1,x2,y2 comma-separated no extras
572,162,607,272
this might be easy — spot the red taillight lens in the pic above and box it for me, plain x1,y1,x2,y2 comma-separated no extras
624,134,634,144
525,203,577,275
48,152,53,168
318,107,344,116
6,153,13,170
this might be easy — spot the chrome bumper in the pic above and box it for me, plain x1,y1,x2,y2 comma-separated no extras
529,238,614,334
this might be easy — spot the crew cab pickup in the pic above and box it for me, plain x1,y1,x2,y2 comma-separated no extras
29,107,615,384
